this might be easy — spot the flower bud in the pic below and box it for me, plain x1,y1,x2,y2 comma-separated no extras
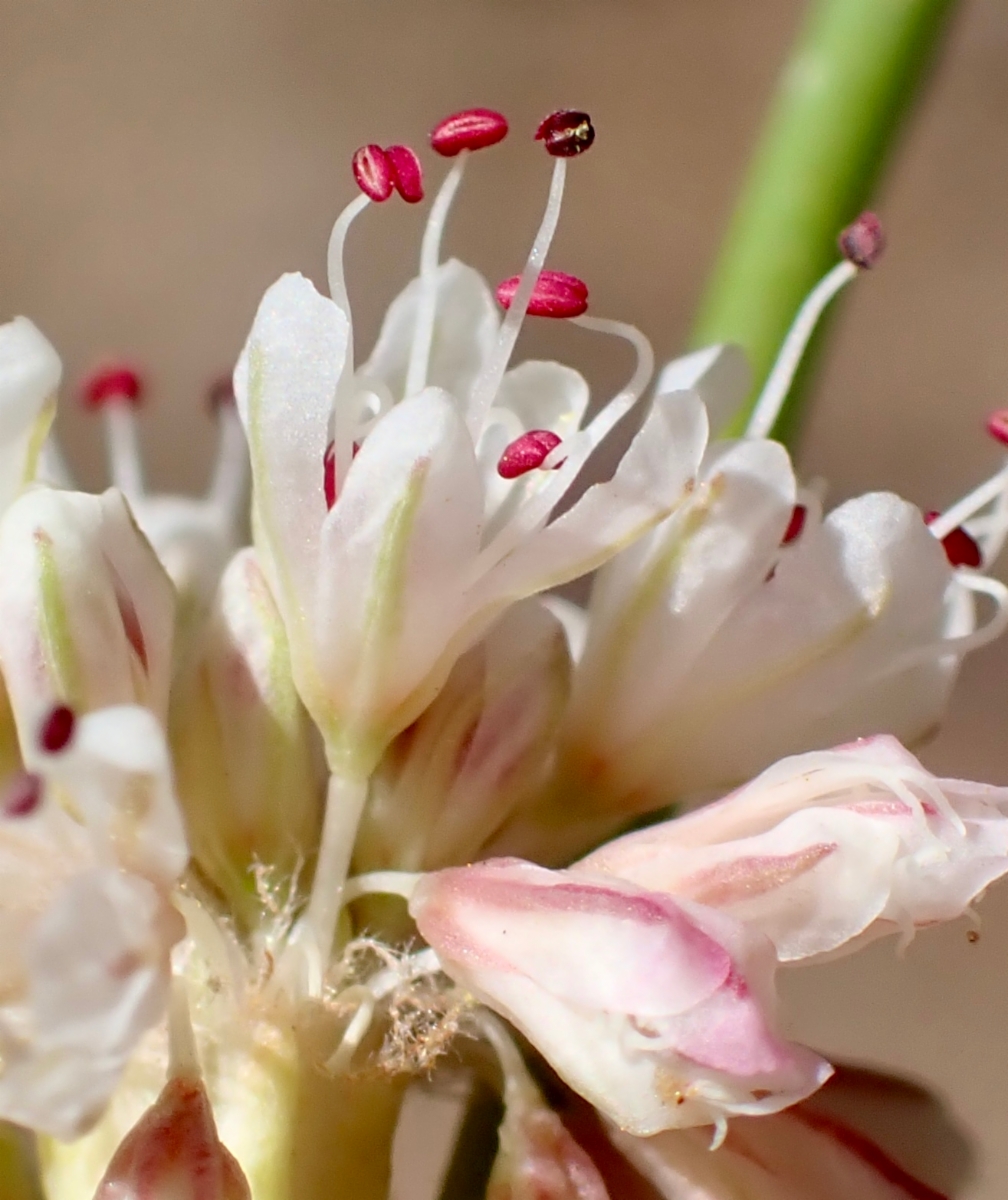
170,549,324,923
93,1075,250,1200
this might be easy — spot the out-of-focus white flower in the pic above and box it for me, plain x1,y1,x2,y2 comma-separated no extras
409,857,830,1137
0,705,187,1138
580,736,1008,963
0,317,62,515
0,487,175,736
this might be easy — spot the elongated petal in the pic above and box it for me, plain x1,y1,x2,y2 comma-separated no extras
360,259,498,404
234,273,349,619
314,387,482,760
583,737,1008,961
0,318,62,514
0,489,175,734
654,344,749,436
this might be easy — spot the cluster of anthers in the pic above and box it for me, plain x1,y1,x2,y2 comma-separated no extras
4,103,1008,1200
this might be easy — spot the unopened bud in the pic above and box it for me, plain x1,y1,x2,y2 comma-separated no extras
987,409,1008,447
535,110,595,158
839,212,885,269
495,271,588,318
385,144,425,203
82,365,144,409
93,1075,250,1200
497,430,563,479
352,144,395,202
431,108,509,156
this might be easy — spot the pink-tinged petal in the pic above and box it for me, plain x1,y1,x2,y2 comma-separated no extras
233,272,349,620
488,1099,610,1200
314,388,483,755
360,259,499,406
411,859,731,1016
0,488,175,732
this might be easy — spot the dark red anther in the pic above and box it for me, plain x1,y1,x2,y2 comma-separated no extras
431,108,508,156
535,110,595,158
839,212,885,270
352,144,394,203
3,773,42,818
39,704,76,754
82,365,143,410
924,510,983,569
495,271,588,318
324,441,337,510
987,409,1008,448
781,504,807,546
497,429,563,479
207,375,235,412
385,145,424,203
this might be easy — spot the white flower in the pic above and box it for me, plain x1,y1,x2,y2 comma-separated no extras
0,706,187,1138
0,317,62,516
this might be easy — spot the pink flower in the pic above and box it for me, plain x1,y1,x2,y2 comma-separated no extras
579,736,1008,962
409,858,830,1136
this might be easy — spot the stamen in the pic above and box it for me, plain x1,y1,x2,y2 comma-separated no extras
782,504,807,545
466,156,568,438
326,192,370,323
573,315,655,449
535,109,596,158
386,144,425,203
839,211,886,269
39,704,76,754
167,976,200,1080
926,469,1008,543
341,870,424,904
497,430,563,479
744,258,858,439
324,441,336,510
2,773,42,819
352,144,394,203
924,511,983,569
404,154,469,398
82,364,145,498
207,376,249,523
431,108,508,156
987,409,1008,447
495,271,588,318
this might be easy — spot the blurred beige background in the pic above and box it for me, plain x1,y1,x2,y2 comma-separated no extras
4,0,1008,1195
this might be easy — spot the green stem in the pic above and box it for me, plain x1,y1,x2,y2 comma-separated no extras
690,0,960,445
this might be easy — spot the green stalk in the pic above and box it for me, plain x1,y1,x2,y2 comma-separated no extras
690,0,960,444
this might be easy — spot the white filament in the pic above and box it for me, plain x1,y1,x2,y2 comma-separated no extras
341,869,424,904
405,154,469,398
326,193,370,488
746,259,858,439
167,976,200,1080
467,158,568,438
104,403,144,499
928,465,1008,544
474,315,654,575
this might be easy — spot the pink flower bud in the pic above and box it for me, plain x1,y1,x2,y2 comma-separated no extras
497,430,563,479
385,144,424,203
93,1076,250,1200
535,110,596,158
838,212,885,269
986,408,1008,447
82,365,144,409
352,144,394,202
431,108,509,156
495,271,588,318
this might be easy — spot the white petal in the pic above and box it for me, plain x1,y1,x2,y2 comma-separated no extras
654,344,750,435
234,273,349,619
0,318,61,513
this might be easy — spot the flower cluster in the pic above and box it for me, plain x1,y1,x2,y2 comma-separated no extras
2,106,1007,1200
